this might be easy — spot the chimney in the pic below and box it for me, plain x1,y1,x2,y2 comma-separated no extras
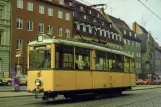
132,22,136,33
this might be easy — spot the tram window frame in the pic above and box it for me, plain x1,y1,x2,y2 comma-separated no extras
75,47,90,70
55,44,74,69
124,56,130,73
95,50,106,71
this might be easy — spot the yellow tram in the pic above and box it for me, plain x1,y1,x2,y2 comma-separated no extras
27,35,136,101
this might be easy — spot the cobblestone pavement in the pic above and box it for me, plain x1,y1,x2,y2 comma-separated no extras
0,88,161,107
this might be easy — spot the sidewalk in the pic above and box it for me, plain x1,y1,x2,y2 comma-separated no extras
0,85,161,98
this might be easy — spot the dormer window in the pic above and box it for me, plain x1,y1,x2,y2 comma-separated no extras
83,15,86,19
97,13,99,17
102,22,104,25
116,35,118,41
129,32,131,36
100,29,102,36
59,0,64,5
112,32,114,39
80,6,83,11
93,18,96,22
124,30,126,35
69,2,72,6
83,25,86,32
89,10,91,14
110,24,112,28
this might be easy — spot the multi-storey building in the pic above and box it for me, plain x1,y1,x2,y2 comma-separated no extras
0,0,11,78
65,0,123,49
104,15,142,79
11,0,73,75
133,22,155,79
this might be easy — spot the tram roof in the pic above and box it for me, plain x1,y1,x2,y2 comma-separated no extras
28,38,134,58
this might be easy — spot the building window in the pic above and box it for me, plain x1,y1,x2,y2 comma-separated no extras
77,24,80,30
89,26,92,33
66,29,70,38
89,10,91,14
0,9,2,19
16,40,23,50
48,8,53,16
69,2,72,6
59,0,64,5
97,13,99,17
124,30,126,35
128,40,130,45
116,35,118,41
112,33,114,39
27,2,33,11
17,0,23,9
93,19,96,22
39,5,44,14
16,18,23,29
58,11,63,19
27,20,33,31
65,13,70,21
58,27,62,36
129,32,131,36
39,23,44,33
83,25,86,32
80,6,83,11
119,36,121,41
102,22,104,25
83,15,86,19
0,33,2,45
100,29,102,36
48,25,53,35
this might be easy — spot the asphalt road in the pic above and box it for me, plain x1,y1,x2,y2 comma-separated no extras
0,88,161,107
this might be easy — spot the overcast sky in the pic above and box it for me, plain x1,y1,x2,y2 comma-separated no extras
77,0,161,45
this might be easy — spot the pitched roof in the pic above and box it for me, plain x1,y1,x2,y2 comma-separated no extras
138,24,148,33
107,14,131,30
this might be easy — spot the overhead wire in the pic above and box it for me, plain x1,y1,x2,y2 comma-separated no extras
138,0,161,21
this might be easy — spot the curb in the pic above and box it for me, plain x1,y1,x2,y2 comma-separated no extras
131,87,161,91
0,90,27,92
0,95,34,98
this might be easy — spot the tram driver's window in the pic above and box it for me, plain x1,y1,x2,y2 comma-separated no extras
75,47,90,70
55,45,74,69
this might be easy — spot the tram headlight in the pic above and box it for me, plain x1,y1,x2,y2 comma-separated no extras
35,79,41,86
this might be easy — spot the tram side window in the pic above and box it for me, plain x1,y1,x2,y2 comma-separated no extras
108,53,115,71
125,57,130,72
130,58,135,73
75,47,90,70
115,54,123,71
55,45,74,69
95,50,106,71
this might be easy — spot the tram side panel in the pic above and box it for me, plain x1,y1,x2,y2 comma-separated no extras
27,70,54,92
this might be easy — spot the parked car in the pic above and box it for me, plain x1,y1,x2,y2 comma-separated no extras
143,79,152,85
136,79,144,85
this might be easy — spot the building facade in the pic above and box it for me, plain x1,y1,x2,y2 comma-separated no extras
0,0,11,78
154,47,161,76
133,22,155,79
11,0,73,75
105,15,142,79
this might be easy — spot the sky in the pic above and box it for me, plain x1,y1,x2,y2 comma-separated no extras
77,0,161,45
